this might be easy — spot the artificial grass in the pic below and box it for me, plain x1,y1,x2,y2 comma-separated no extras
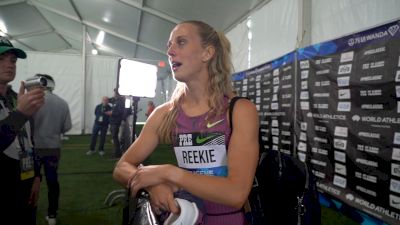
36,135,358,225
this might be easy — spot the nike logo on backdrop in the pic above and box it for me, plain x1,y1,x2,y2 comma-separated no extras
207,119,224,128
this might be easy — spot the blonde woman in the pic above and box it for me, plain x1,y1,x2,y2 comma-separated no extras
113,20,259,224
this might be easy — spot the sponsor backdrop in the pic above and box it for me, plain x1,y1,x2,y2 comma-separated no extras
232,20,400,225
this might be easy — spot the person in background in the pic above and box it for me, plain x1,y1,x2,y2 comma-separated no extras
87,96,112,156
109,89,125,158
113,21,259,224
0,37,45,225
145,100,155,118
32,74,72,225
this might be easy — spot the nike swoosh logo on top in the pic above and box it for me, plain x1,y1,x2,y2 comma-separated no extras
196,134,218,144
392,199,400,205
207,119,224,128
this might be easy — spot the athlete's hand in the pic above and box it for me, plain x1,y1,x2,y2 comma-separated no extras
17,81,45,116
147,183,180,215
131,164,171,193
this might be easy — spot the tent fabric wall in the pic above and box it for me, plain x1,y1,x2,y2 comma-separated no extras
311,0,400,44
13,51,84,134
250,0,299,68
84,55,119,133
227,0,400,71
226,19,249,73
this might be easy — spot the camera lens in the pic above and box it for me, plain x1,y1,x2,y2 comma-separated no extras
40,77,47,87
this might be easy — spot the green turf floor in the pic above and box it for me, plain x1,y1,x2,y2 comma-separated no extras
36,135,358,225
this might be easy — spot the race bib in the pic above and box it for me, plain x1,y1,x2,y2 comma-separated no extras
174,132,228,176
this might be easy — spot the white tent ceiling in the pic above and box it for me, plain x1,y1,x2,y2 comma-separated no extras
0,0,269,65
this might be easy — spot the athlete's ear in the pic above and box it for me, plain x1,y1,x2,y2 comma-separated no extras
202,45,215,62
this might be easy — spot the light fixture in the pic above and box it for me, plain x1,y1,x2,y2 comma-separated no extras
91,49,98,55
96,31,105,45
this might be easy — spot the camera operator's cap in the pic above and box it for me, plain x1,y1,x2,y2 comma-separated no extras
0,36,27,59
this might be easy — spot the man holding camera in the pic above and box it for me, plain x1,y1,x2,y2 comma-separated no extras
0,37,45,224
33,74,71,225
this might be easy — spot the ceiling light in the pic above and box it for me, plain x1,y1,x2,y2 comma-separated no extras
96,31,105,45
0,20,8,34
92,49,98,55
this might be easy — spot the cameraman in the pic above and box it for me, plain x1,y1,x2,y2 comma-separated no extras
32,74,71,225
0,37,45,225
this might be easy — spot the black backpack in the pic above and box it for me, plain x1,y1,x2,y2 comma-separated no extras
229,97,321,225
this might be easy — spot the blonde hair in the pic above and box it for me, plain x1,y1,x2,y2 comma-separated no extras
158,20,234,144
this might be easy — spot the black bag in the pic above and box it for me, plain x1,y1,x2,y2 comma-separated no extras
229,97,321,225
125,189,160,225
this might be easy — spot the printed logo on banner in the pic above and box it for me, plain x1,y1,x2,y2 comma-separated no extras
298,142,307,152
300,91,309,100
338,102,351,112
256,75,261,81
271,120,279,127
243,79,248,85
334,175,347,188
398,56,400,67
301,70,309,79
300,101,309,110
273,69,279,76
272,136,279,145
300,60,310,69
388,24,400,36
352,115,361,122
340,51,354,63
273,77,279,85
272,94,278,102
256,83,261,89
273,86,279,93
335,126,348,137
334,139,347,150
301,81,308,90
389,194,400,210
335,151,346,163
301,122,307,131
392,163,400,177
300,132,307,141
390,179,400,194
394,132,400,145
338,76,350,87
338,89,351,99
338,64,352,75
393,148,400,161
271,102,279,110
298,153,306,162
346,194,355,201
272,145,278,151
398,102,400,113
256,97,261,104
395,70,400,82
271,128,279,136
335,163,347,176
396,86,400,98
242,85,248,91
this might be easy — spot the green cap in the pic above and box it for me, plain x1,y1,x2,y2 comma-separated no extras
0,36,26,59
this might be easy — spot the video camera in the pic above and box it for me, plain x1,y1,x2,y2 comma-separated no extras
24,75,55,91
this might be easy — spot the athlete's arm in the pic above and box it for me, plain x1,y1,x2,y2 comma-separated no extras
113,103,166,187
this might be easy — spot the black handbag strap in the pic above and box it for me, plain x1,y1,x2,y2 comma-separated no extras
229,96,246,131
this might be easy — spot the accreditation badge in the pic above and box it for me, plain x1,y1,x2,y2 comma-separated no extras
98,116,103,122
19,149,34,180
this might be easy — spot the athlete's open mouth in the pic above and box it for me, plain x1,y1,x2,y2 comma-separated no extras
171,61,182,71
